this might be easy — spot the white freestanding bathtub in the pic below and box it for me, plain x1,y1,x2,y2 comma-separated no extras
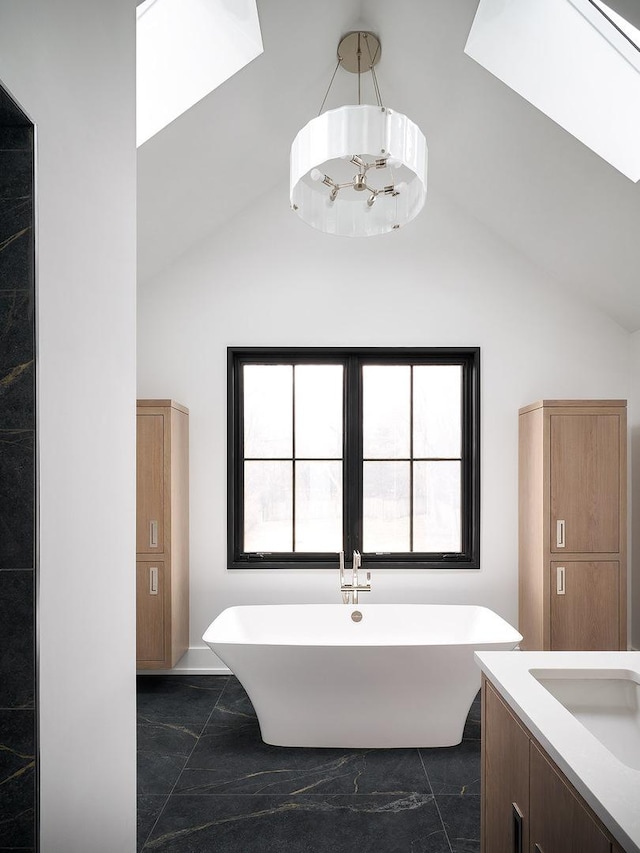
203,604,522,748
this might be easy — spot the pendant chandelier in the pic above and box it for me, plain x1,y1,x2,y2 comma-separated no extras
290,31,428,237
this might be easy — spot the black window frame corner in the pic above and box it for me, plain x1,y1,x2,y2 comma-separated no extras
227,346,480,570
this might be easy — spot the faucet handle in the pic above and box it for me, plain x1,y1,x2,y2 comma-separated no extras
339,550,346,585
353,549,361,569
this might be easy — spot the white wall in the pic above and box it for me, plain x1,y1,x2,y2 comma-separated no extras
0,2,137,850
138,184,633,667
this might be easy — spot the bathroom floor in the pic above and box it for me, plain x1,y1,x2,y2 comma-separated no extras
137,675,481,852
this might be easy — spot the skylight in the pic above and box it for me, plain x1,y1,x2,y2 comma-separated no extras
136,0,263,147
465,0,640,181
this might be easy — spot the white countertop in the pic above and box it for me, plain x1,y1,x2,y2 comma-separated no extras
475,651,640,853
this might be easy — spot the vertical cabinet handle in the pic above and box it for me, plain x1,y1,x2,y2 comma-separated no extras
556,566,566,595
511,802,523,853
149,520,158,548
556,519,565,548
149,566,158,595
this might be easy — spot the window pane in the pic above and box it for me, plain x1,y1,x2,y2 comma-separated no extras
413,365,462,458
244,461,292,551
414,461,461,552
295,365,343,458
363,461,410,552
295,461,342,552
363,365,411,459
243,365,292,458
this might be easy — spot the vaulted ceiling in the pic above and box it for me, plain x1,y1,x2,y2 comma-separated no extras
137,0,640,331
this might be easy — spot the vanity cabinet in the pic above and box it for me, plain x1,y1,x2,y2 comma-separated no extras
482,679,624,853
518,400,627,650
136,400,189,669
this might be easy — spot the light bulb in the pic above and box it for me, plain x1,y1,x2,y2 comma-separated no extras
387,158,401,169
310,168,324,182
395,181,407,194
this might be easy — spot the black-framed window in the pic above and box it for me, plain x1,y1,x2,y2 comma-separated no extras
228,347,480,569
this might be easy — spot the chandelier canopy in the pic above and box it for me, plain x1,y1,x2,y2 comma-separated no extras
290,31,428,237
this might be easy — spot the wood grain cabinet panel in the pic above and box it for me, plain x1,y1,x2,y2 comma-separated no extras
529,743,610,853
550,561,620,650
482,682,529,853
550,414,620,554
136,400,189,670
136,413,164,554
482,676,625,853
136,560,165,662
518,400,627,651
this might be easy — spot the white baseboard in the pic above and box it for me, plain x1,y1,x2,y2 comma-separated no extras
136,646,231,675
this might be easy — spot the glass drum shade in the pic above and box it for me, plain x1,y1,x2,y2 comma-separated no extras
290,104,428,236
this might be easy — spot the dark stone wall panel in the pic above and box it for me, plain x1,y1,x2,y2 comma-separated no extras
0,430,34,569
0,291,34,429
0,151,32,200
0,127,32,151
0,570,34,709
0,709,36,848
0,90,36,850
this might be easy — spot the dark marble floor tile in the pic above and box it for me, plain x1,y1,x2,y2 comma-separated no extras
137,795,167,853
182,712,429,796
137,719,204,796
420,740,481,796
143,793,450,853
437,794,481,853
0,430,34,569
0,709,35,848
137,675,228,723
214,675,256,718
0,569,34,709
0,151,32,200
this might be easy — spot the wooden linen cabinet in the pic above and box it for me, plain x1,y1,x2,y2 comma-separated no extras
518,400,627,650
136,400,189,669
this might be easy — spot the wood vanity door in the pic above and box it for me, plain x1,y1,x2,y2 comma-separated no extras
550,561,620,650
529,743,610,853
549,413,620,554
482,682,529,853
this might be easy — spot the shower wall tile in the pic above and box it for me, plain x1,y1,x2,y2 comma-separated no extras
0,150,32,199
0,110,36,849
0,569,34,709
0,430,35,569
0,709,36,849
0,127,32,151
0,291,34,429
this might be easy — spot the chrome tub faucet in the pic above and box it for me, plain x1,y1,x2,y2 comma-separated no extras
339,550,371,604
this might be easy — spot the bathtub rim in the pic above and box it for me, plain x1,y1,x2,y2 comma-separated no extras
203,602,523,648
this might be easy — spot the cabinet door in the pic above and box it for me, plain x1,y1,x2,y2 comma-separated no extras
550,561,620,650
550,414,620,554
137,413,164,554
529,743,610,853
483,682,529,853
136,561,165,663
